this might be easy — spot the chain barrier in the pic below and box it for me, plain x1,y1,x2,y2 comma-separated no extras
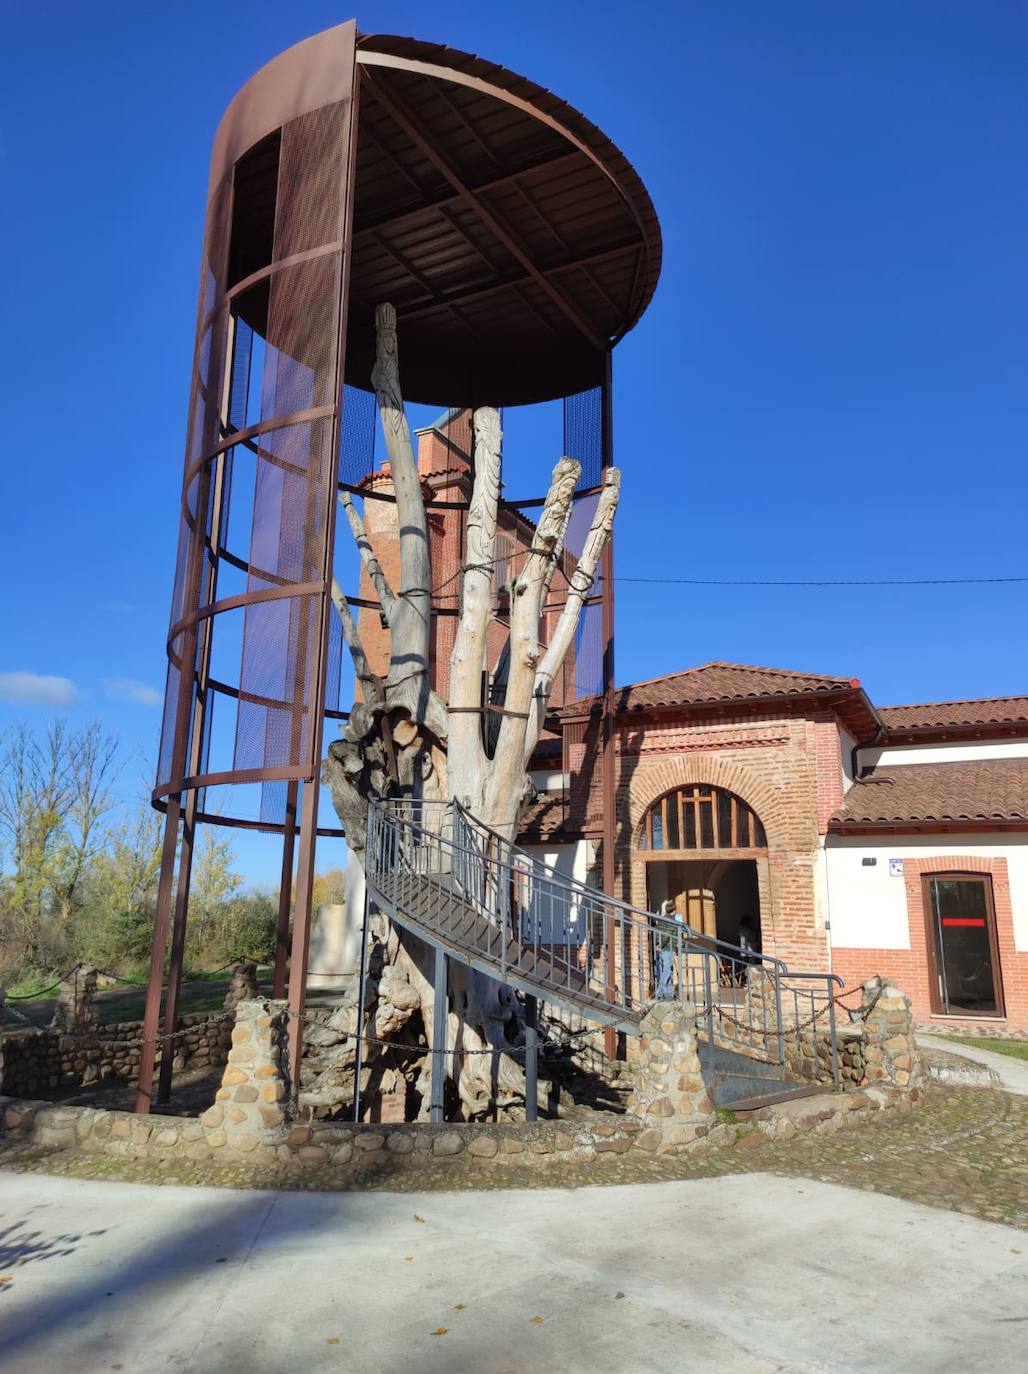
5,963,85,1000
283,1004,580,1060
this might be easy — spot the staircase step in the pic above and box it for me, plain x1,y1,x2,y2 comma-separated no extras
725,1084,824,1113
699,1041,785,1081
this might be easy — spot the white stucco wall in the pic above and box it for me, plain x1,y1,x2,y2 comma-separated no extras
521,839,594,944
840,727,857,792
825,833,1028,952
858,739,1028,770
307,849,364,986
528,770,569,793
523,838,592,886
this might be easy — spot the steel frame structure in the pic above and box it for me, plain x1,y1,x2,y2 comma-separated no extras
136,21,661,1112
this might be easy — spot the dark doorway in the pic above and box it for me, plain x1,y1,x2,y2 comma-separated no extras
646,858,761,950
924,873,1004,1017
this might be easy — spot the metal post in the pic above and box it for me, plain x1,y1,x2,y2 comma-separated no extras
273,781,298,997
430,944,448,1123
156,803,195,1104
285,72,360,1104
352,888,372,1123
524,994,538,1123
827,980,840,1091
600,351,618,1057
156,437,231,1106
134,797,182,1113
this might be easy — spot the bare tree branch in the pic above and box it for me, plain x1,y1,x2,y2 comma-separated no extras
526,467,621,759
370,302,432,723
447,407,502,810
330,577,382,706
484,456,580,832
337,490,396,623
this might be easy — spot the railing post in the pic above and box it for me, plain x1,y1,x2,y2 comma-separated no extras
827,978,840,1091
773,968,785,1067
430,944,447,1123
500,861,509,981
352,887,372,1124
524,994,538,1123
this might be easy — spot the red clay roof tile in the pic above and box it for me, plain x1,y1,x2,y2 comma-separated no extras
830,758,1028,830
880,697,1028,732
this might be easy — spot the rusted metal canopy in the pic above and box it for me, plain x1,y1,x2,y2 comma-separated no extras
348,34,662,404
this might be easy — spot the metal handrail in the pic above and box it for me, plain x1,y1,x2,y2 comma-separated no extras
365,796,842,1080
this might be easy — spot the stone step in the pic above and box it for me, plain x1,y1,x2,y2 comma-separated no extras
699,1040,786,1082
725,1083,824,1113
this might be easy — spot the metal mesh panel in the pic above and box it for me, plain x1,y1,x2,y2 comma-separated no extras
260,778,288,826
204,175,232,311
262,255,339,418
572,599,604,700
274,103,347,259
234,412,333,772
157,655,181,787
227,318,253,432
563,385,603,489
324,600,343,712
339,383,376,484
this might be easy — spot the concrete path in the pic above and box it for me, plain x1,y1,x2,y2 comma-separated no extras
919,1033,1028,1097
1,1173,1025,1373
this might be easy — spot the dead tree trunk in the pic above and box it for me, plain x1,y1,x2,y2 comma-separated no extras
323,302,619,1119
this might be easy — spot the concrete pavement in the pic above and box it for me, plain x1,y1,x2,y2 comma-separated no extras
919,1033,1028,1097
0,1171,1024,1373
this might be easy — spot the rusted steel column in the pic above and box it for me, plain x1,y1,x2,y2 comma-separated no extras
273,781,299,998
600,352,618,1059
135,796,182,1113
285,64,362,1101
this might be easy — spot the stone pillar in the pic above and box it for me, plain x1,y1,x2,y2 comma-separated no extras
626,1002,715,1153
861,977,924,1096
50,966,100,1034
223,959,259,1010
200,999,288,1161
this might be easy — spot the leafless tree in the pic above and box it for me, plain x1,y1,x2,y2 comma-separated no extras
323,304,618,1118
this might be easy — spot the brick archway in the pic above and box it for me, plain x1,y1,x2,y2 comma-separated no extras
618,751,823,969
621,756,780,956
627,755,784,852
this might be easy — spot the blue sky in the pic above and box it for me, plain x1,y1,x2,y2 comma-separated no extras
2,2,1025,881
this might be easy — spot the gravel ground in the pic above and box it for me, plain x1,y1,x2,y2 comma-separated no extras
2,1085,1025,1229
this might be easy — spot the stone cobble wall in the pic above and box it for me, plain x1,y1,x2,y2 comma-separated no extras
861,976,924,1093
752,975,920,1094
0,989,929,1178
196,999,288,1165
624,1001,716,1152
0,1013,232,1098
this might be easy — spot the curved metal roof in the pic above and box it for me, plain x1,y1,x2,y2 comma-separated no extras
346,32,663,404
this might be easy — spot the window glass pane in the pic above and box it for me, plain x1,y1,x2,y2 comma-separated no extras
737,807,750,847
651,810,663,850
699,800,714,848
666,792,680,848
930,877,997,1015
717,790,732,846
684,802,696,848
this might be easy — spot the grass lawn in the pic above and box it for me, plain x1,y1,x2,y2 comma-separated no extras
948,1036,1028,1062
3,967,274,1028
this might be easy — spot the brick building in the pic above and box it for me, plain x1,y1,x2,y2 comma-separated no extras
522,663,1028,1032
350,412,1028,1032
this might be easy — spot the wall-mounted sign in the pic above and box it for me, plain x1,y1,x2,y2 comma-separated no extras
889,858,904,878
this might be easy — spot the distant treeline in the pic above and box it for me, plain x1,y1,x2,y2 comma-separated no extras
0,721,343,989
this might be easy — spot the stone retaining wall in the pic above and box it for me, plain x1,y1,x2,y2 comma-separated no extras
0,984,928,1180
624,1001,715,1152
0,1012,232,1098
0,1081,925,1174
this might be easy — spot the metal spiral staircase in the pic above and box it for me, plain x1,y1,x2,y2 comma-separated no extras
364,797,842,1107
